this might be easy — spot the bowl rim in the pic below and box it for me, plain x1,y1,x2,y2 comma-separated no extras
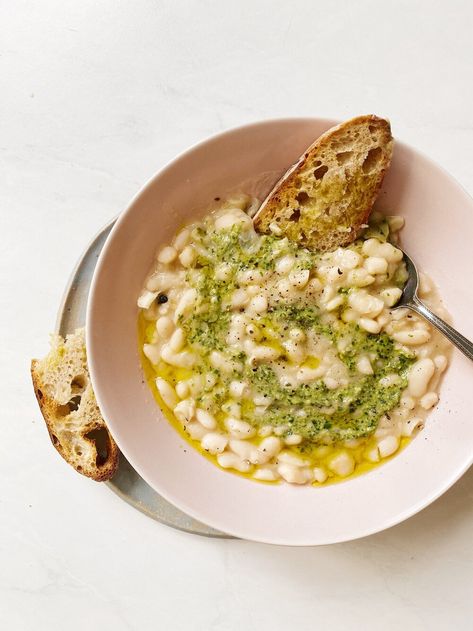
86,117,473,545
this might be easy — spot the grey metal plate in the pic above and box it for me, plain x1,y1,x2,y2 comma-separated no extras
56,220,229,538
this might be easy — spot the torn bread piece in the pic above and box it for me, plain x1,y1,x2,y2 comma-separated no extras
31,328,119,481
253,115,393,252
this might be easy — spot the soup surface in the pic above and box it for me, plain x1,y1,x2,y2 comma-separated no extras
137,194,450,485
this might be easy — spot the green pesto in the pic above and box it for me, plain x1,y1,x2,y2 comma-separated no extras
242,320,413,442
177,221,411,444
361,218,390,242
196,224,316,273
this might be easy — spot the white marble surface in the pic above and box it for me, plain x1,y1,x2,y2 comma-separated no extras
2,1,473,629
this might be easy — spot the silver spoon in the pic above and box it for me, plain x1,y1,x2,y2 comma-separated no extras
395,251,473,361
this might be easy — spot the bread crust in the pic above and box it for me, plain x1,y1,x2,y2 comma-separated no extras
31,347,119,482
253,115,393,251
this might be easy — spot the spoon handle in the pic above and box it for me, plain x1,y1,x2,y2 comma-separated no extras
408,296,473,362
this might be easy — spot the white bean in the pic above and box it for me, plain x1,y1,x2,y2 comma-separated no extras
323,376,340,390
215,263,232,281
158,245,178,264
253,393,273,406
362,239,403,263
143,343,161,365
222,401,241,418
179,244,196,268
276,255,295,275
258,425,273,437
288,269,310,289
347,268,375,287
277,451,309,467
359,317,382,334
278,464,313,484
187,375,204,397
237,269,264,285
420,391,439,410
173,229,191,252
377,435,400,458
256,437,282,462
376,312,390,328
339,249,361,270
253,402,270,418
195,408,217,430
215,210,251,231
156,316,174,339
400,394,416,410
210,351,238,373
402,417,424,437
284,434,302,446
175,381,190,399
146,271,181,292
174,288,197,322
408,358,435,397
231,288,249,309
217,451,252,473
229,380,248,399
356,355,373,375
394,406,409,421
434,355,448,373
249,345,280,364
276,278,294,298
313,467,328,483
379,373,401,387
364,446,380,463
246,285,260,297
186,421,207,440
392,329,431,345
137,290,158,309
380,287,402,307
226,315,247,345
341,308,358,323
173,399,196,423
161,345,196,368
327,451,355,477
364,256,388,275
283,339,306,364
349,290,384,317
325,296,344,311
289,328,306,342
224,417,256,439
326,267,343,284
296,366,324,382
248,294,268,314
229,439,254,460
253,467,280,481
155,378,179,409
201,432,228,454
168,328,186,352
308,277,323,293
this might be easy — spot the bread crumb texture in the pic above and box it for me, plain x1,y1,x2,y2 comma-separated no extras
31,328,119,481
253,115,393,252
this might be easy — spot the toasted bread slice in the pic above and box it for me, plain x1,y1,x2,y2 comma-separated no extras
31,328,119,481
253,115,393,252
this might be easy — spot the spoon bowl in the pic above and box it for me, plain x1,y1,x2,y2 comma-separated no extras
395,250,473,361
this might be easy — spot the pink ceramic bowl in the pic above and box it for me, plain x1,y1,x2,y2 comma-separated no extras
87,118,473,545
